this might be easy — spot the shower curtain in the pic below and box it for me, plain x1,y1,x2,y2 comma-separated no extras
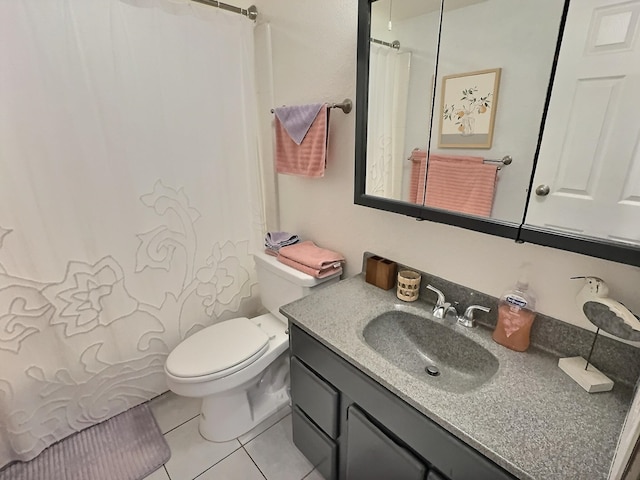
0,0,264,467
366,43,411,200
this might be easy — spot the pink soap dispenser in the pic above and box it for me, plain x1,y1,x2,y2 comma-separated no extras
492,269,537,352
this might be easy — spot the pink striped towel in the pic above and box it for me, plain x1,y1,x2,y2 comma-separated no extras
424,154,497,217
277,240,345,278
275,106,328,177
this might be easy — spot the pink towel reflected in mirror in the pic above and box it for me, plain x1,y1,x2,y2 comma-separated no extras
409,152,498,218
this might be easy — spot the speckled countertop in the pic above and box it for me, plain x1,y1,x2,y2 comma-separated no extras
280,275,634,480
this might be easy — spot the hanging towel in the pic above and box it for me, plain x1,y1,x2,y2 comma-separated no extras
275,106,329,177
424,154,498,217
274,104,325,145
277,240,345,278
408,149,427,204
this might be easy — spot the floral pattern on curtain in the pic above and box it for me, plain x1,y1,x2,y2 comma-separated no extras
0,0,264,466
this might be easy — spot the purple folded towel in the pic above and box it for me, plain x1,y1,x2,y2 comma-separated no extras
274,104,324,145
265,231,300,250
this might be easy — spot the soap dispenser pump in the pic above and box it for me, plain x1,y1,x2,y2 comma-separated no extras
492,267,537,352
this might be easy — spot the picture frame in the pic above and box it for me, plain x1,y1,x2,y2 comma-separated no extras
438,68,501,149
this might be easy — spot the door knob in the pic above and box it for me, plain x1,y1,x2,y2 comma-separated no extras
535,184,550,196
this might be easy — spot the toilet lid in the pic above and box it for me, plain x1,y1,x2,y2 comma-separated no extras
165,317,270,379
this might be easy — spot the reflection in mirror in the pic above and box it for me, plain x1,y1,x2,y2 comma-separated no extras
366,0,439,201
366,0,566,223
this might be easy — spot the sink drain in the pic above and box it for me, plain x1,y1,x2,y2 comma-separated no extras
425,365,440,377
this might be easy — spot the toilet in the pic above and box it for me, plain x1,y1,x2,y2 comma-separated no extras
164,251,341,442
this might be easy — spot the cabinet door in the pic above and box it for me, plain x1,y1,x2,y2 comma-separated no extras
346,405,427,480
526,0,640,245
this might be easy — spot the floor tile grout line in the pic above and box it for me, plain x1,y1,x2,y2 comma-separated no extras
158,408,293,480
243,411,292,447
301,468,320,480
239,408,291,446
242,445,268,480
161,413,201,436
189,441,243,480
300,465,316,480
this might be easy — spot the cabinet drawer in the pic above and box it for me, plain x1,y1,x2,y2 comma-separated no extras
292,406,337,480
290,356,339,438
346,405,427,480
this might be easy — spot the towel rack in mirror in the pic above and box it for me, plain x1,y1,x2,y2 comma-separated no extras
407,152,513,170
270,98,353,115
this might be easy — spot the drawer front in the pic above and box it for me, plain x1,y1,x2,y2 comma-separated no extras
292,406,337,480
346,405,427,480
290,356,339,438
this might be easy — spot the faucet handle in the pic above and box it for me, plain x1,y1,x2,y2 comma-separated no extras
425,285,446,307
459,305,491,328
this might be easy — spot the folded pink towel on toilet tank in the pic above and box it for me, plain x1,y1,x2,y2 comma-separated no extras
277,240,345,278
277,255,342,279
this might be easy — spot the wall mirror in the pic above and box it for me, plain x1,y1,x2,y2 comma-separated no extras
355,0,640,266
363,0,564,226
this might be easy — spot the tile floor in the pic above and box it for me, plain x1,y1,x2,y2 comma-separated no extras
147,392,324,480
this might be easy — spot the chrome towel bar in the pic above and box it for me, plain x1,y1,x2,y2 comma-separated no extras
270,99,352,115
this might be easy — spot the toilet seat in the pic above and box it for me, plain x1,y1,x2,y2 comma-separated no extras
165,317,270,382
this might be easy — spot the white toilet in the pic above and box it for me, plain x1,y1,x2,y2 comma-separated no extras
164,251,341,442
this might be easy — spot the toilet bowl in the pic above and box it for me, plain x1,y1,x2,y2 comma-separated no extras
164,251,341,442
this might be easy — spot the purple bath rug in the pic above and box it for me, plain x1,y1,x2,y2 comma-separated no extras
0,403,170,480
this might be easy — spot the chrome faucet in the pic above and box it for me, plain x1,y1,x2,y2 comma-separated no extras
425,285,457,320
458,305,491,328
425,285,490,327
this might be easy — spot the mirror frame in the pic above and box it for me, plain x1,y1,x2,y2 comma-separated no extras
354,0,520,240
354,0,640,267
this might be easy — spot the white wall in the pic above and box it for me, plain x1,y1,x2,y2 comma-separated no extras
252,0,640,347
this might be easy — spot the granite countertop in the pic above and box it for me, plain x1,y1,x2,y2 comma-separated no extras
280,275,634,480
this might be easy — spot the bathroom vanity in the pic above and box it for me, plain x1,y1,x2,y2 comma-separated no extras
281,272,635,480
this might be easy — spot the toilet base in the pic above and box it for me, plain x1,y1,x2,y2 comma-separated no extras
198,353,290,442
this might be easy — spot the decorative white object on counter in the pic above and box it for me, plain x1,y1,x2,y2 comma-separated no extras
557,357,614,393
558,276,640,393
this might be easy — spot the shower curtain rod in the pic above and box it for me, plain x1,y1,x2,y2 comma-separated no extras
192,0,258,20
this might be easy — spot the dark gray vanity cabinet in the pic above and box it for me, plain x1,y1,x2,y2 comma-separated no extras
345,405,427,480
289,324,518,480
290,357,339,479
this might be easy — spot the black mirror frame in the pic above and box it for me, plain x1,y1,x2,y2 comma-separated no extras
354,0,640,267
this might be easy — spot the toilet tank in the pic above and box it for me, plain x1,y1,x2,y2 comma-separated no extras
253,251,341,322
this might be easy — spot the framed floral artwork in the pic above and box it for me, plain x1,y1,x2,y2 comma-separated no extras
439,68,501,149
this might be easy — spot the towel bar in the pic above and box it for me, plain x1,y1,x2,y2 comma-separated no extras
484,155,512,166
270,99,352,115
484,156,512,170
406,152,512,170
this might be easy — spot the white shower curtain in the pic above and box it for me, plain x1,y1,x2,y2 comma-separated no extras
366,43,411,200
0,0,264,467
